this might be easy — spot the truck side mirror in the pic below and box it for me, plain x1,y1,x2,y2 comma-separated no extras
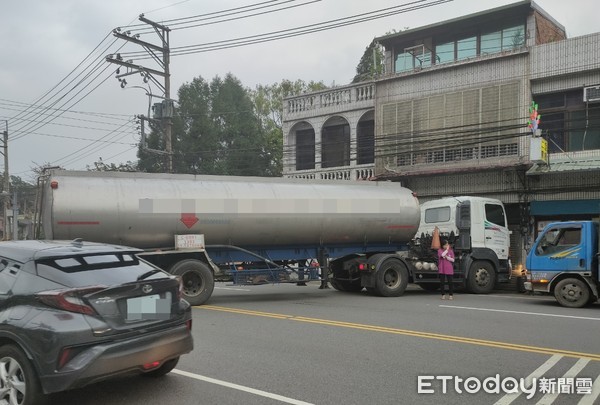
455,201,472,250
456,200,471,231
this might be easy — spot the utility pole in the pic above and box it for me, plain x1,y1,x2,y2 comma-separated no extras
1,121,9,240
106,15,173,172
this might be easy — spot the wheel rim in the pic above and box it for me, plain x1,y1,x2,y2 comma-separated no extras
383,268,400,289
182,270,203,297
558,282,583,303
0,356,26,405
474,268,490,287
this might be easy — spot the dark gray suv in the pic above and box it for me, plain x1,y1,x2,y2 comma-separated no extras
0,239,193,405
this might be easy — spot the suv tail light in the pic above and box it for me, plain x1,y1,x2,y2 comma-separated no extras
36,285,107,315
57,345,91,370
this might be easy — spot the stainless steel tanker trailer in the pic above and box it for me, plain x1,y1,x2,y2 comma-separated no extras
35,170,421,305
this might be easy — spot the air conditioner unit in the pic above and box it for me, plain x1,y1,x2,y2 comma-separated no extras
583,85,600,103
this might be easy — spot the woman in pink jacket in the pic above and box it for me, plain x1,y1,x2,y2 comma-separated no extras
438,239,455,300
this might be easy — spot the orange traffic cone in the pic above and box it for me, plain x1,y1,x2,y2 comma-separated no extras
431,226,441,250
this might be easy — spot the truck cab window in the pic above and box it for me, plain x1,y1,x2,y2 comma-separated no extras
485,204,506,227
424,206,451,223
536,227,581,256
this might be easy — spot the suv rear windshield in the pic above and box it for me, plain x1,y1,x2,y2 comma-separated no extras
35,253,169,287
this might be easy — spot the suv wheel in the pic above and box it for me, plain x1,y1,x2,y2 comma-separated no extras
0,345,45,405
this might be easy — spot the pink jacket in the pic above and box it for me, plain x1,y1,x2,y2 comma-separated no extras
437,247,455,275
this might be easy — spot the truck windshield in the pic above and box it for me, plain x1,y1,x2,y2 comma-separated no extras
536,226,581,256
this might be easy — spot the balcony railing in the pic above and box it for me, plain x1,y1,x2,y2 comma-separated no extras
284,165,375,181
285,82,375,117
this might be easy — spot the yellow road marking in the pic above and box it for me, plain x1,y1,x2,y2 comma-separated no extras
199,305,600,361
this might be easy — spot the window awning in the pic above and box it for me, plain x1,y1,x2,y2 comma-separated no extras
526,156,600,175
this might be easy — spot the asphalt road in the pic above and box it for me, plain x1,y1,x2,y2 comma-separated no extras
51,283,600,405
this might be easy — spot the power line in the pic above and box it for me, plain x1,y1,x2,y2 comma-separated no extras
123,0,452,59
123,0,310,33
53,119,135,167
6,0,452,176
15,0,593,177
0,98,132,120
8,35,119,136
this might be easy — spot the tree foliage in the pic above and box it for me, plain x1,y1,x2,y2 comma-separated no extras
352,39,385,83
87,158,137,172
137,74,326,177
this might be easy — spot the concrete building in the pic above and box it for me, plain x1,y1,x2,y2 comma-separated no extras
282,0,600,265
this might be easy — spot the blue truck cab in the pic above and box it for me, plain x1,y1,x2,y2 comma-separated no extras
525,221,599,308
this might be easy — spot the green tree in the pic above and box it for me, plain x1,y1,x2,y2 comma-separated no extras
209,74,267,176
139,73,278,176
352,39,385,83
174,75,221,174
137,75,327,177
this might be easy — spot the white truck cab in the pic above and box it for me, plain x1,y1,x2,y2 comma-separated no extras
412,196,511,293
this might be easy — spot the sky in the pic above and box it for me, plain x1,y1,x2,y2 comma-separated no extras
1,0,597,183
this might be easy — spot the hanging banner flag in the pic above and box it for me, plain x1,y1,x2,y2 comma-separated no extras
528,101,541,134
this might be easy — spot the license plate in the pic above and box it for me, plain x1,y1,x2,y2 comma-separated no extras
126,293,171,321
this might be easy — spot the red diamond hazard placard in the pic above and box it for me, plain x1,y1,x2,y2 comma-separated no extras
180,213,199,229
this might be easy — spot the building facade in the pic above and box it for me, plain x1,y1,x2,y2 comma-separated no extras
282,1,600,265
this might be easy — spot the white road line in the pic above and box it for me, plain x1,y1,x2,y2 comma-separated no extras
494,355,562,405
536,358,590,404
475,294,553,300
440,305,600,321
214,286,252,291
172,369,314,405
578,374,600,405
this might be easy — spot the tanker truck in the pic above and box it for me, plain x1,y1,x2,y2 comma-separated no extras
34,170,511,305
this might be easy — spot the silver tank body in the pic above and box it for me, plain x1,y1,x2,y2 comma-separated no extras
42,170,420,249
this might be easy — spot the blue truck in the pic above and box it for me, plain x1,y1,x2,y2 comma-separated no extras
525,221,600,308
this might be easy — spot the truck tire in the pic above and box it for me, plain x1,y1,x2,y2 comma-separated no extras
375,258,408,297
330,279,363,293
554,278,590,308
467,261,495,294
330,255,363,293
170,260,214,306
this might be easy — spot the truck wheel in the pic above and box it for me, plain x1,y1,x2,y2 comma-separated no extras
329,279,346,292
375,258,408,297
467,261,495,294
330,279,363,293
554,278,590,308
0,345,45,405
330,255,362,293
170,260,214,306
329,279,362,292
